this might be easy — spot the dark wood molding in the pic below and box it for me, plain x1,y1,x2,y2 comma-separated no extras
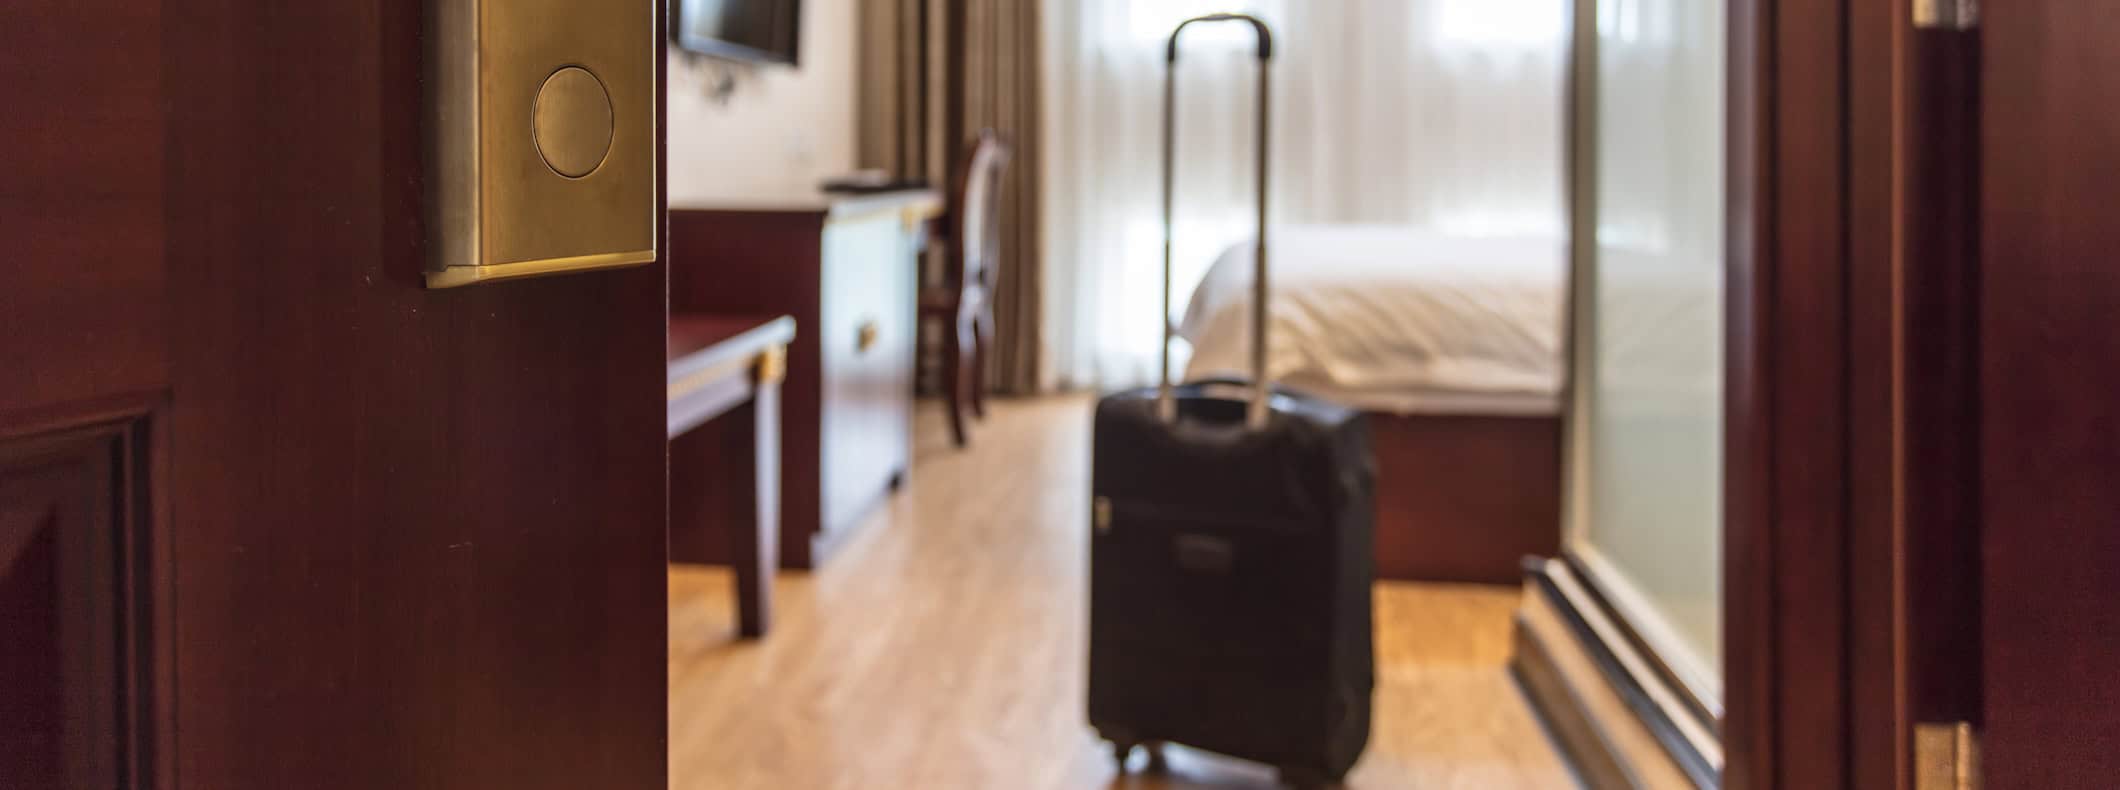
1,416,161,789
1721,0,1773,781
1722,0,1970,785
1722,0,1883,785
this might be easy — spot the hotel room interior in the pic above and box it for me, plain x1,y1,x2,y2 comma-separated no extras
4,0,2116,788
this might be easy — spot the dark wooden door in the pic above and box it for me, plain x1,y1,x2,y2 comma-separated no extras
1729,1,2120,786
1,2,669,788
1979,2,2120,787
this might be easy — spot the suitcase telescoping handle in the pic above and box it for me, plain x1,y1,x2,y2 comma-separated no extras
1158,14,1277,430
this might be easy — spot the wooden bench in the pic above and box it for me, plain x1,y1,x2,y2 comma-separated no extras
668,314,796,638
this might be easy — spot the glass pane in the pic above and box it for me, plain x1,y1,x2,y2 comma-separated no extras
1573,0,1725,699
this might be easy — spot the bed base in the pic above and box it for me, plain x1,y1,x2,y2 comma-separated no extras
1368,412,1561,585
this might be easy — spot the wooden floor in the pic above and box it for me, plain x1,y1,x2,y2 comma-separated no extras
669,395,1578,789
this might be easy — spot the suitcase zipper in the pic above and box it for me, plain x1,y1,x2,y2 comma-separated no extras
1097,497,1303,535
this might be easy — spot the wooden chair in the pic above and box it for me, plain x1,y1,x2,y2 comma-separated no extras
920,131,1013,448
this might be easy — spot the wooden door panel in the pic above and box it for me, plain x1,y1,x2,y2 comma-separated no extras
4,0,671,787
157,3,669,787
1982,2,2120,786
0,0,167,416
2,0,169,784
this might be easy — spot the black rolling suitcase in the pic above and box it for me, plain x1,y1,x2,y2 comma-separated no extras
1087,14,1376,789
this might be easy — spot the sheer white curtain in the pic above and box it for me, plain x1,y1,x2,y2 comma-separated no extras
1040,0,1569,390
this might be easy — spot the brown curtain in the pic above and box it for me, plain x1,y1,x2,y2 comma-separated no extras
860,0,1044,395
857,0,947,188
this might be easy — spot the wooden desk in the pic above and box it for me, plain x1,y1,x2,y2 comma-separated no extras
668,314,796,638
669,189,941,570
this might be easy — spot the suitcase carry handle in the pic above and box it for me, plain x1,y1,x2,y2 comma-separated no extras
1158,14,1277,430
1164,13,1275,62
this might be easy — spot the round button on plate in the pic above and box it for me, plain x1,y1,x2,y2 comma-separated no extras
532,67,615,179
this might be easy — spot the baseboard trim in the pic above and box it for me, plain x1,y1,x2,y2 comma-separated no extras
1511,557,1721,789
1512,617,1642,790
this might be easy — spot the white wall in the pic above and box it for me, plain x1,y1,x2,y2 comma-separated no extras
666,0,857,206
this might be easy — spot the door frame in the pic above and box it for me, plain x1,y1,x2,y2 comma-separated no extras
1723,0,1974,787
1543,0,1917,784
1722,0,1857,784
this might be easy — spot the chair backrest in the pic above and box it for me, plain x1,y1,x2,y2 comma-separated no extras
951,130,1013,293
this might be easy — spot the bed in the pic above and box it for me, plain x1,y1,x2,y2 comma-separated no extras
1178,225,1567,584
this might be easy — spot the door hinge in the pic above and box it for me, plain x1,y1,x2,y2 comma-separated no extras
1914,0,1978,30
1915,722,1981,790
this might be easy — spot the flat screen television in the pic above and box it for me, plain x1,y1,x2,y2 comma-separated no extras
673,0,803,66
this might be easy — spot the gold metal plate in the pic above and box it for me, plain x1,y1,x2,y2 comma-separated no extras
1913,0,1978,30
427,0,657,288
1916,722,1981,790
533,67,616,179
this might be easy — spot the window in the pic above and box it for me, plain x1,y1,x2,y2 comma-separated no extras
1436,0,1567,48
1126,0,1282,48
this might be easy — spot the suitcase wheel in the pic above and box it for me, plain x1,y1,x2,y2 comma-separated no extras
1106,739,1171,776
1142,741,1170,774
1108,740,1136,773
